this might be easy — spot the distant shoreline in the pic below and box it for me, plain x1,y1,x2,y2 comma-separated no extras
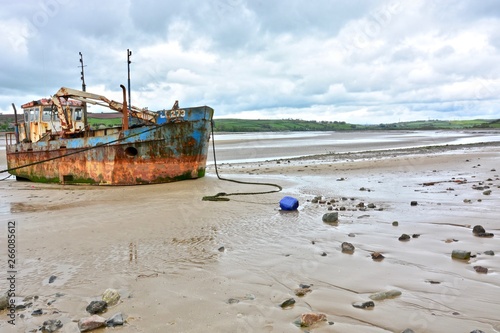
286,140,500,163
1,114,500,132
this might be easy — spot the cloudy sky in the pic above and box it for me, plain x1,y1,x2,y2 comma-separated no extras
1,0,499,124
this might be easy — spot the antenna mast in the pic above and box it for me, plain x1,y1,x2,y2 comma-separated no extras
79,52,88,129
127,49,132,110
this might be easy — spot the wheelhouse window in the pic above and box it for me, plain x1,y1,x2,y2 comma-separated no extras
25,108,37,121
42,107,52,121
74,108,83,121
32,108,39,121
52,108,59,121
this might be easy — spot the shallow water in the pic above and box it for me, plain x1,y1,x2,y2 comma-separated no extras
208,130,500,164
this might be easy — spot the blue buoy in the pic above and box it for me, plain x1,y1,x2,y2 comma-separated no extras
280,196,299,211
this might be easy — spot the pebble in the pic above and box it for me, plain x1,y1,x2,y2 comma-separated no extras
41,319,63,333
322,212,339,223
78,315,106,332
484,250,495,256
32,309,43,316
280,298,296,309
298,313,327,327
369,290,402,301
399,234,411,241
341,242,355,254
402,329,415,333
392,221,399,226
371,252,385,261
227,298,240,304
106,312,124,327
470,330,486,333
295,287,312,297
445,238,458,243
244,294,256,300
16,302,30,310
86,300,107,314
426,280,441,284
472,225,486,234
102,289,121,307
410,201,418,206
48,275,57,284
473,266,488,274
451,250,471,260
352,301,375,309
483,190,492,195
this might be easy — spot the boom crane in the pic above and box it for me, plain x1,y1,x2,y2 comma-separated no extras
51,86,158,134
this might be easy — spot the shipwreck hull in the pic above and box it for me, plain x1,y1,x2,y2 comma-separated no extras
6,106,213,185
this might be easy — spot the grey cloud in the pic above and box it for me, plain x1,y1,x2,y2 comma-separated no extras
0,0,499,123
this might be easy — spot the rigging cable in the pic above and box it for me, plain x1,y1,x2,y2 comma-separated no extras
201,121,282,201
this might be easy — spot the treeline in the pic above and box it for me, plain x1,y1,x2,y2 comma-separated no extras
1,114,499,132
213,119,359,132
0,114,22,131
213,118,500,132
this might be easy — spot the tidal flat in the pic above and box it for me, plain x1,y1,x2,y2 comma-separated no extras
1,130,499,332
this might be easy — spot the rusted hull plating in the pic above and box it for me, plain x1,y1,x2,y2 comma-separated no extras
6,106,213,185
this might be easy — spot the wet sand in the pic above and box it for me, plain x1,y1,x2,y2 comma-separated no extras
1,131,500,332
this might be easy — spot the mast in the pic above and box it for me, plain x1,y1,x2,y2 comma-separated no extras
127,49,132,111
79,52,88,129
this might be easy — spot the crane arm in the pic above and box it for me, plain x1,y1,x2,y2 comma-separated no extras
51,87,158,132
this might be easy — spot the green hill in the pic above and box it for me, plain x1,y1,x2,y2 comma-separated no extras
1,114,499,132
212,118,500,132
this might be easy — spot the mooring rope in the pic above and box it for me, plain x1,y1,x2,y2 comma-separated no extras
1,120,283,198
202,121,282,201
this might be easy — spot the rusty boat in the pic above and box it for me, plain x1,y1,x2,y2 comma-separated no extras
4,86,214,185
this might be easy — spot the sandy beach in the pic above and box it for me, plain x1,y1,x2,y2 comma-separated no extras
1,130,500,332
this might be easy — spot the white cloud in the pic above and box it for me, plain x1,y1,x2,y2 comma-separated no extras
0,0,499,123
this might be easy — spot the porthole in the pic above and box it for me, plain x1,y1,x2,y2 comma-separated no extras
125,146,138,157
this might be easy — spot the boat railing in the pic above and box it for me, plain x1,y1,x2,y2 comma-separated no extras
4,132,16,147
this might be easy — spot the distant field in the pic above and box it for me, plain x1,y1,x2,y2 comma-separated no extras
1,114,499,132
87,117,122,128
212,118,500,132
